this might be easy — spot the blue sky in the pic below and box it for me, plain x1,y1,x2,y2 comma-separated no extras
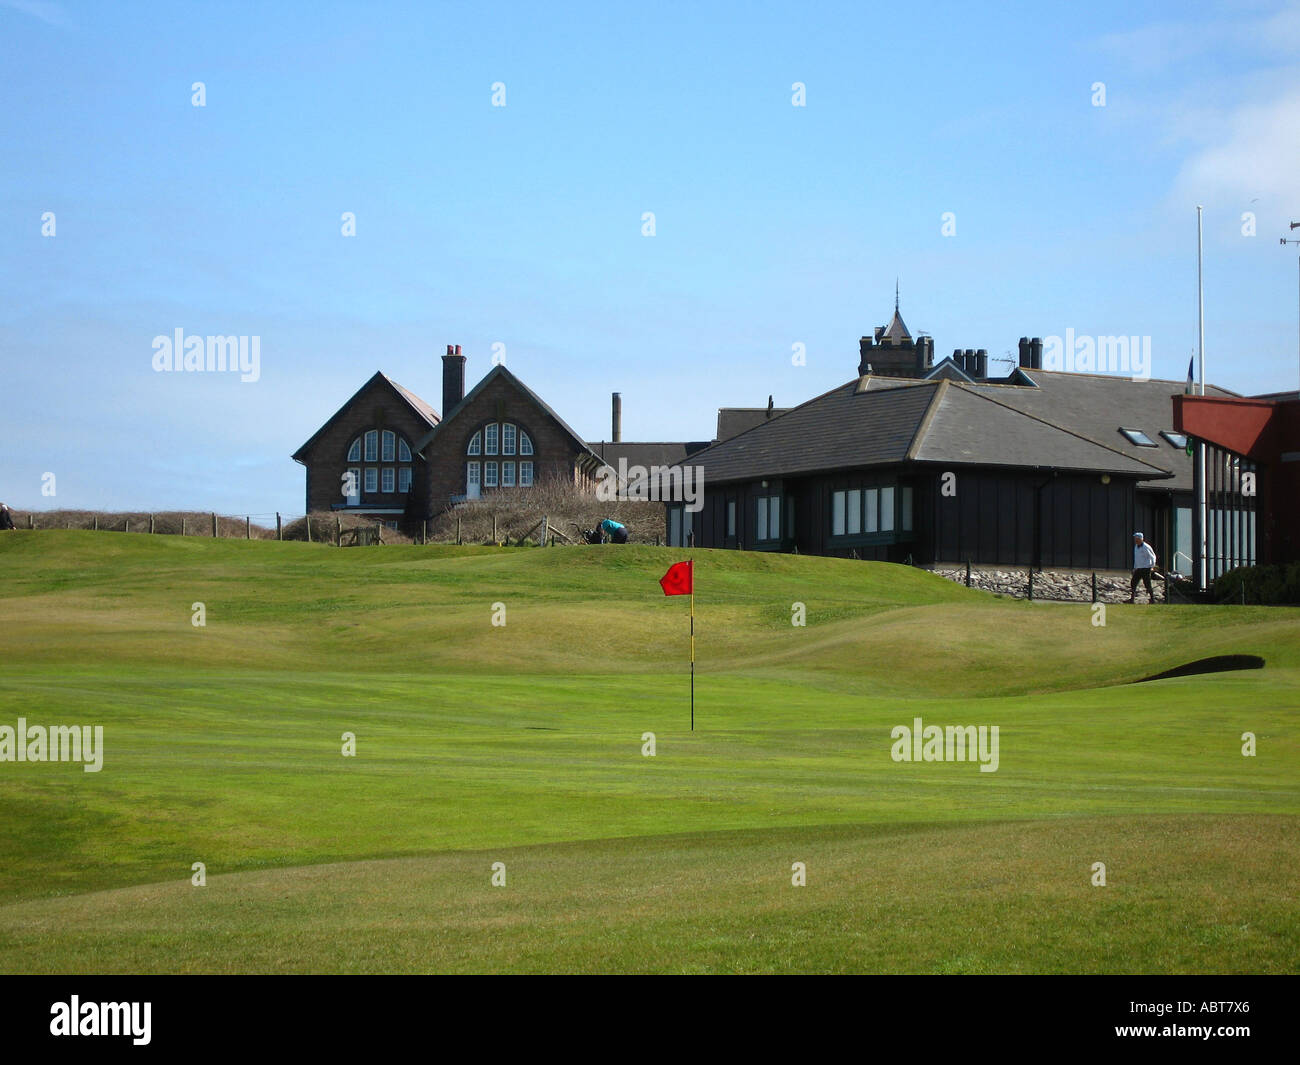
3,0,1299,514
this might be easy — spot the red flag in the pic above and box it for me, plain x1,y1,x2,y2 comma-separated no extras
659,560,693,596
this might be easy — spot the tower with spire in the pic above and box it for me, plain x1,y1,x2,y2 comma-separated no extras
858,283,934,377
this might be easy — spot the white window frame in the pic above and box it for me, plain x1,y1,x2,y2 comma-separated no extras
364,430,378,462
347,438,361,462
398,438,412,461
398,467,412,493
502,423,516,455
364,467,378,493
485,424,498,455
501,461,516,487
381,430,395,462
467,461,481,489
519,431,534,456
345,467,360,504
467,431,482,455
484,461,499,487
519,461,533,487
382,467,395,493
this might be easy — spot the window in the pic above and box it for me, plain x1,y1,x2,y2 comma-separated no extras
381,430,395,462
757,496,780,541
865,488,879,533
832,491,846,536
364,467,378,493
468,431,482,455
364,430,378,462
847,489,861,534
519,431,534,456
519,461,533,487
382,467,395,493
901,485,914,532
1120,427,1157,447
484,461,499,487
347,438,361,462
502,423,516,455
398,467,412,493
502,461,516,487
346,467,360,502
467,461,481,489
485,424,498,455
668,506,683,547
727,500,736,537
1161,431,1188,449
398,438,412,461
880,486,895,532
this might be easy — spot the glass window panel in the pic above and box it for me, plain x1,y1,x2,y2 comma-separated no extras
502,461,515,487
382,431,395,461
347,438,361,461
484,461,498,487
832,492,845,536
881,486,895,531
502,424,516,455
364,467,377,493
865,489,878,532
467,431,481,455
519,461,533,486
398,438,411,461
398,467,412,493
364,430,378,461
381,468,394,493
519,432,533,456
485,424,498,455
847,490,861,534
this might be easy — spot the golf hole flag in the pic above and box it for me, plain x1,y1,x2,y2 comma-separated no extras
659,560,693,596
659,560,696,729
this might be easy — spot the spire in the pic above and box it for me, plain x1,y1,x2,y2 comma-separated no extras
895,278,900,313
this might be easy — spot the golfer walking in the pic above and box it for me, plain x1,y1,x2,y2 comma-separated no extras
1128,532,1158,603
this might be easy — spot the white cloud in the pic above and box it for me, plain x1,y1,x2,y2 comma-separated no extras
0,0,73,29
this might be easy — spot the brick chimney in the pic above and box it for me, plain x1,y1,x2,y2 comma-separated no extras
442,343,466,413
1018,337,1032,368
611,392,622,442
975,348,987,378
1031,337,1043,370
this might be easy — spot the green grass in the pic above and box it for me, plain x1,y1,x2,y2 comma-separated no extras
0,531,1297,973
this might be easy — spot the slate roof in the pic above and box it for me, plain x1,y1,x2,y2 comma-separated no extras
967,370,1238,492
716,407,791,441
689,376,1174,486
586,441,711,468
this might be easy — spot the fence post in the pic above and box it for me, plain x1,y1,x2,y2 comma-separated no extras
1028,569,1034,601
422,519,427,545
965,560,971,588
457,516,461,544
1091,572,1097,603
246,516,250,540
180,517,184,536
335,516,341,547
150,514,155,534
541,515,548,547
375,522,381,545
94,516,99,532
125,519,130,533
211,512,217,538
1241,580,1245,605
306,517,312,544
276,513,282,540
29,515,34,529
492,514,497,543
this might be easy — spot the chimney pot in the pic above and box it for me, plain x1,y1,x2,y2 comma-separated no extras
611,392,622,443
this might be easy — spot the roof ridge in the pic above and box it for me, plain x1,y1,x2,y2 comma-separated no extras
905,379,948,460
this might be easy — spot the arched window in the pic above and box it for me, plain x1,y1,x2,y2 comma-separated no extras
467,422,535,492
345,429,415,504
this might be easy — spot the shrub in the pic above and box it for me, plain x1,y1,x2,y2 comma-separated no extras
1213,563,1300,605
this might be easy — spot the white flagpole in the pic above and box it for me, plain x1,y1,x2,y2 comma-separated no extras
1195,206,1208,590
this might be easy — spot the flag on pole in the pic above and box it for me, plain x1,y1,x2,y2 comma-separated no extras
1184,356,1195,395
659,560,695,729
659,560,693,596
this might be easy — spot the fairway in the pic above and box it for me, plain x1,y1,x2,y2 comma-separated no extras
0,532,1297,973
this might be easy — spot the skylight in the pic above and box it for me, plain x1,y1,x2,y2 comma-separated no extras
1160,431,1188,449
1119,427,1158,447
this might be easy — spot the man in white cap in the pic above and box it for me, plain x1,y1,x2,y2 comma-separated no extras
1128,531,1158,603
0,504,13,531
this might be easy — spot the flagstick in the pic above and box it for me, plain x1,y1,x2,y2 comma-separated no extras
689,559,695,732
